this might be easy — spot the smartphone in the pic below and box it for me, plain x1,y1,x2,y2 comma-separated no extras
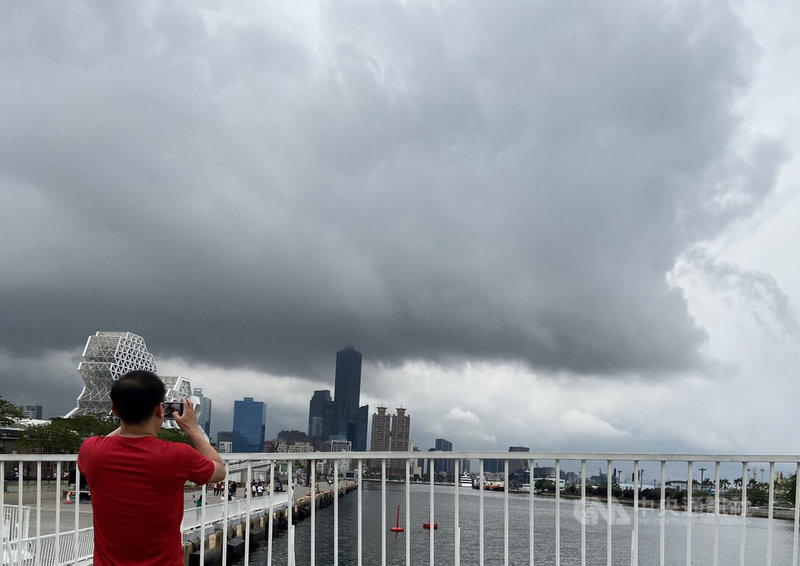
163,401,184,419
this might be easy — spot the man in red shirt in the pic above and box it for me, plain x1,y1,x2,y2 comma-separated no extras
78,370,226,565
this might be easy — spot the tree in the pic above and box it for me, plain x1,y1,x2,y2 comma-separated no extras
783,474,796,505
18,413,117,453
157,428,191,445
747,478,769,507
0,396,22,426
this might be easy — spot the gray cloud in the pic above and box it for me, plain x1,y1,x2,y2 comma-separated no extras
0,1,788,417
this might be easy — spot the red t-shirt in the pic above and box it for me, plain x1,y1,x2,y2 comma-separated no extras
78,435,215,566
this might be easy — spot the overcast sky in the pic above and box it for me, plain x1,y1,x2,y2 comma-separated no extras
1,0,798,460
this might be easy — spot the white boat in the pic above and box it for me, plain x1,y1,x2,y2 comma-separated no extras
459,473,473,488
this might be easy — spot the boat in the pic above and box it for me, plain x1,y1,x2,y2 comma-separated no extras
459,473,473,488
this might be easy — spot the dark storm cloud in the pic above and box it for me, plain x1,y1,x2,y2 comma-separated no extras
0,1,785,388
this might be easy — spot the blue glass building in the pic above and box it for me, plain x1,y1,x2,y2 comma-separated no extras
232,397,266,452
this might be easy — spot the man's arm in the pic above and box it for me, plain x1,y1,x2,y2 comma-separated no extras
174,398,226,483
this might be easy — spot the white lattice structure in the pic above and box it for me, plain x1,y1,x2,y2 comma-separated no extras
66,331,158,417
161,375,202,432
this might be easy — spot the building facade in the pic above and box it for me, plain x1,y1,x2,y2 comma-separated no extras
18,404,42,420
232,397,266,453
388,408,410,477
433,438,454,477
368,406,391,473
308,389,333,447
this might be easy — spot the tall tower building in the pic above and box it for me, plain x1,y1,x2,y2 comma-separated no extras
388,407,410,477
434,438,454,477
334,346,362,411
332,346,369,451
368,406,391,473
233,397,266,453
308,390,333,442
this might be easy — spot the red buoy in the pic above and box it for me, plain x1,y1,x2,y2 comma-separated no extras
390,505,404,532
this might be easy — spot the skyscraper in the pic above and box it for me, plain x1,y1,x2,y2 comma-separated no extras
434,438,454,477
305,346,369,451
368,406,391,473
308,389,333,442
333,346,369,451
388,408,410,477
334,346,362,411
194,388,212,435
232,397,266,452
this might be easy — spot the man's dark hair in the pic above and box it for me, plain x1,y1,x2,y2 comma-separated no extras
110,370,165,424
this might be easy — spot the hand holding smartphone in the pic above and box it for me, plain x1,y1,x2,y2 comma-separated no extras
163,401,184,419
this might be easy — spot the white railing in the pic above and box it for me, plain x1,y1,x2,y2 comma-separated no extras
2,452,800,565
2,506,29,545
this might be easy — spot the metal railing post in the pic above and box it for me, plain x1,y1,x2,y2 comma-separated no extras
687,461,692,566
632,460,638,566
504,458,509,566
334,460,339,566
381,459,386,566
794,462,800,566
660,461,666,566
714,461,720,566
406,458,411,566
480,458,485,566
581,459,586,566
429,458,435,566
740,461,748,566
455,458,460,566
530,458,535,566
358,459,363,566
311,459,316,566
607,460,612,566
555,459,561,566
768,461,775,566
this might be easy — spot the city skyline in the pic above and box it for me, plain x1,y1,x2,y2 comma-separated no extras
2,1,800,456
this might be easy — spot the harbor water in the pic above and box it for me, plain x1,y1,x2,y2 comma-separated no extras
241,481,797,565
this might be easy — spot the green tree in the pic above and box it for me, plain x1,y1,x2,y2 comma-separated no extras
18,422,82,453
156,427,191,444
0,396,22,426
783,474,796,505
747,478,769,507
18,414,117,453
